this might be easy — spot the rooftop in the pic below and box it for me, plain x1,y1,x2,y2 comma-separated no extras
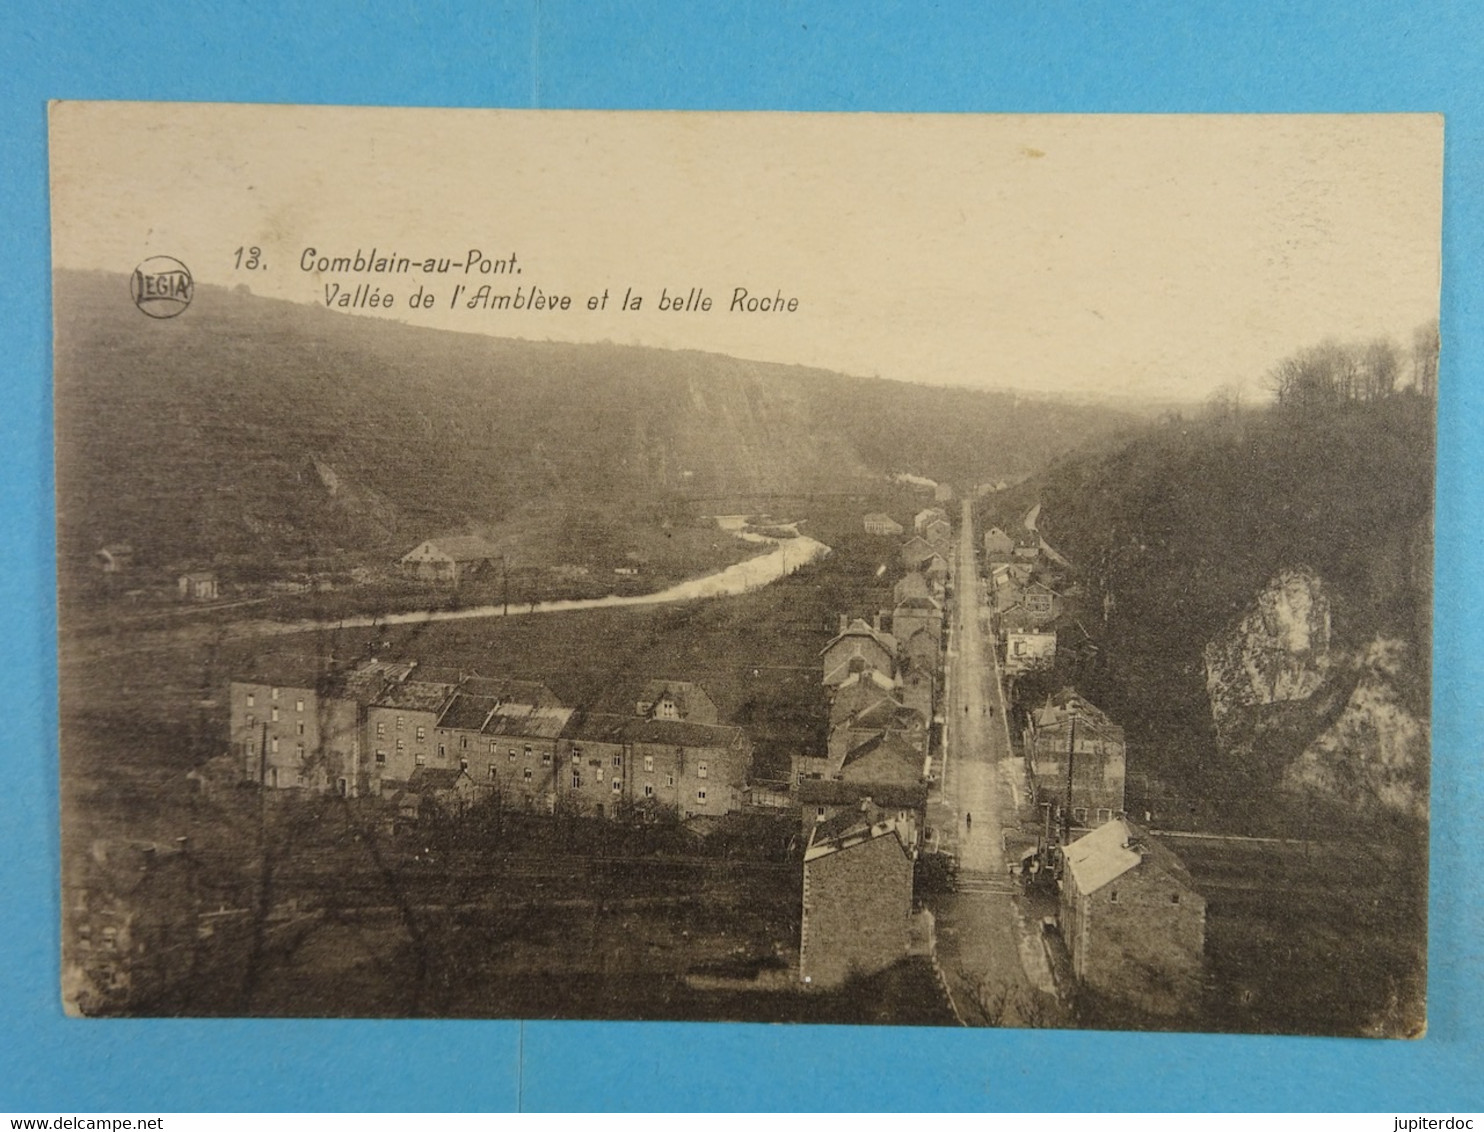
437,693,500,732
1063,819,1199,897
407,766,469,791
483,703,575,740
804,816,912,863
822,618,897,656
406,535,499,562
373,679,457,713
842,729,924,773
623,717,747,749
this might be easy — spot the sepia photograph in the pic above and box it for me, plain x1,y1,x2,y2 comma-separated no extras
49,103,1441,1037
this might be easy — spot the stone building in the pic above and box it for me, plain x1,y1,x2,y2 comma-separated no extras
863,512,905,536
399,536,499,584
800,812,916,988
1023,688,1126,832
1059,819,1206,1016
229,657,364,794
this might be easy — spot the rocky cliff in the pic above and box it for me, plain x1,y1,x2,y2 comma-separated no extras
1204,569,1428,818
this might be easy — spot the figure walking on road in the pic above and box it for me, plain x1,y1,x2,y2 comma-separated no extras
965,812,972,831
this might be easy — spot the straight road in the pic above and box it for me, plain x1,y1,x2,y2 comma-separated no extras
932,499,1055,1022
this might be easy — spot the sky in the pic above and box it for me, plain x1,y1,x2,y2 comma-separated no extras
49,104,1443,402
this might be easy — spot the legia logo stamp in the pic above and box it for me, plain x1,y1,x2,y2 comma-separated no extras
130,255,193,318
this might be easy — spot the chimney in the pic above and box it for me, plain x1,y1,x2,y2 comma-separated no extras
838,613,848,635
873,612,882,633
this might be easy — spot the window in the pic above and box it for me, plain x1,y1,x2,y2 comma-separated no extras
643,784,654,798
416,726,426,741
572,745,582,760
644,755,654,773
296,699,304,713
337,777,347,796
271,687,279,701
247,693,256,708
245,714,254,728
295,742,305,758
524,745,533,757
541,752,551,766
375,750,386,766
524,768,533,781
697,762,708,780
612,779,621,793
816,806,826,817
375,721,386,738
1170,894,1181,905
666,774,675,787
1110,890,1119,904
488,740,497,754
396,739,405,752
297,722,305,736
696,789,707,803
271,707,279,722
270,737,279,753
488,763,497,781
612,754,622,769
415,751,426,766
396,715,404,732
1073,807,1088,826
437,744,445,757
659,700,677,719
460,758,468,771
570,770,581,789
509,749,517,762
460,735,469,750
1096,808,1111,824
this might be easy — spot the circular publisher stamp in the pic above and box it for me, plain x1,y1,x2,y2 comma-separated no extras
130,256,194,318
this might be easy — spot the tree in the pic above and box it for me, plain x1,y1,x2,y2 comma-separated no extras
1362,337,1402,401
1411,319,1439,398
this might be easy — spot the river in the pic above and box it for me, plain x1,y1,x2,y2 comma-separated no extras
70,533,833,657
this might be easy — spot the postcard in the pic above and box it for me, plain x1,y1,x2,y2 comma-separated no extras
48,103,1440,1035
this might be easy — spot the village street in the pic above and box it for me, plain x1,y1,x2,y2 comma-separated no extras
931,499,1055,1023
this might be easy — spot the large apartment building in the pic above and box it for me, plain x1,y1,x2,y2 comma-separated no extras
228,658,752,818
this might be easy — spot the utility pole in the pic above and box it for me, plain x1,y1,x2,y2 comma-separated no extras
1061,707,1078,845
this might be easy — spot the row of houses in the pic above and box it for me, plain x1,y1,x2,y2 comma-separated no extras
983,526,1064,674
229,659,752,820
863,506,953,546
799,523,956,988
986,507,1205,1017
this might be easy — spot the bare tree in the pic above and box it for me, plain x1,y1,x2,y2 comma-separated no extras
1411,319,1440,398
1362,337,1402,401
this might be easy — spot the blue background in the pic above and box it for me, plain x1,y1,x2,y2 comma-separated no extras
2,0,1480,1112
